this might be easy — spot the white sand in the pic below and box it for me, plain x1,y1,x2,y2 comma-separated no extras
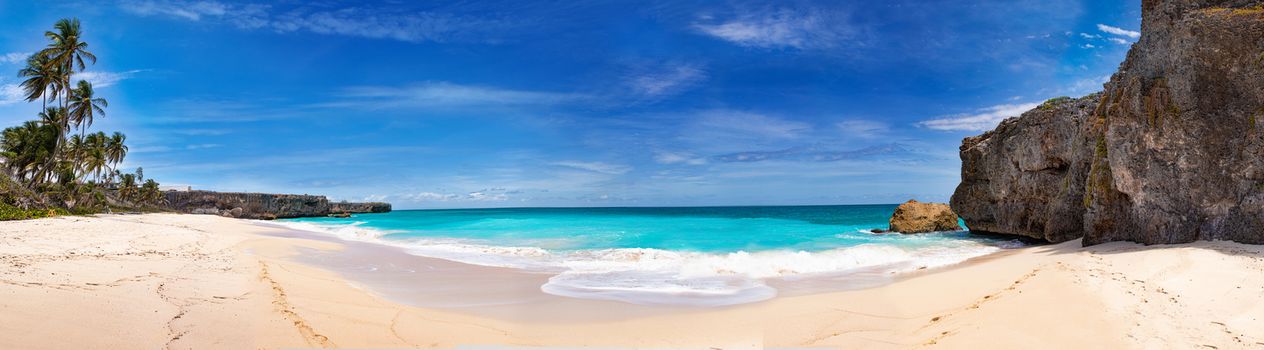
2,213,1262,349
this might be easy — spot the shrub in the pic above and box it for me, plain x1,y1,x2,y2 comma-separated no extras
1038,96,1072,111
0,203,68,221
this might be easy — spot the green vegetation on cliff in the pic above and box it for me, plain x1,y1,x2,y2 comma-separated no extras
1038,96,1072,111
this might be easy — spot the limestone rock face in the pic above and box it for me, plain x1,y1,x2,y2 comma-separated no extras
952,0,1264,245
889,200,963,233
950,95,1101,243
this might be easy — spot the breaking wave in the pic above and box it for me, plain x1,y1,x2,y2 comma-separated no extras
268,220,1003,306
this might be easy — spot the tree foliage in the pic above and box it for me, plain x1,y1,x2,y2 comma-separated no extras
0,18,161,217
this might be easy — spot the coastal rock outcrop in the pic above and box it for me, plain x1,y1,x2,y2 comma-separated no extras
950,95,1101,243
163,191,392,219
889,200,962,233
330,201,392,214
952,0,1264,245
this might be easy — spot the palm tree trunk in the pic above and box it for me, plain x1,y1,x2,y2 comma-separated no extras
47,74,69,185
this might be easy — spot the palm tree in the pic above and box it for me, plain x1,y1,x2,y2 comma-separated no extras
65,133,85,177
1,18,148,213
67,80,107,137
35,107,69,183
117,173,136,202
39,18,95,109
85,147,106,183
140,179,161,205
101,168,120,188
38,18,95,183
0,121,58,183
17,53,61,110
83,132,108,182
38,106,69,131
106,132,127,175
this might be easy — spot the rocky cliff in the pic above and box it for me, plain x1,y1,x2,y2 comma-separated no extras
164,191,391,219
952,0,1264,245
330,201,392,214
951,95,1101,243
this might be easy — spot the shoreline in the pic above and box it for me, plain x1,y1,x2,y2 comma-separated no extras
265,215,1012,308
263,222,1029,323
260,227,688,323
2,213,1263,349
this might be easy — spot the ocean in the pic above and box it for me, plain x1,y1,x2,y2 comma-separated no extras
276,205,1020,306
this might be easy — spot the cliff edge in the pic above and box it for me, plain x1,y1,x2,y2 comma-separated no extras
952,0,1264,245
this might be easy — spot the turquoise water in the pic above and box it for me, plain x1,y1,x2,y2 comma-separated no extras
284,205,977,252
278,205,1012,306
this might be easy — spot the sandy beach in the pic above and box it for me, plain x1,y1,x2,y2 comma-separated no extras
2,213,1263,349
4,0,1262,348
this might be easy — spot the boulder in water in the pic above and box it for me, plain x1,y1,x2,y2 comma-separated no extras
889,200,962,233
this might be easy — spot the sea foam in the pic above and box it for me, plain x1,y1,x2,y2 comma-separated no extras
266,220,1001,306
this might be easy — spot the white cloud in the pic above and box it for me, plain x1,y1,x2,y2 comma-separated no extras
143,146,429,171
0,84,26,105
129,145,174,154
0,52,31,65
917,102,1042,131
394,189,512,202
1079,33,1101,39
74,70,145,88
1082,44,1096,49
1108,37,1129,45
119,0,241,21
465,191,509,201
552,161,632,175
132,143,222,152
404,192,461,202
139,97,305,124
1097,24,1140,39
835,119,888,137
270,8,500,43
185,143,222,150
653,151,707,165
1063,74,1112,96
627,64,707,99
118,0,502,43
692,9,850,49
696,111,811,139
171,128,230,136
329,82,583,108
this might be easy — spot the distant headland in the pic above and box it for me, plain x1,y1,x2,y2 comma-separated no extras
163,189,391,220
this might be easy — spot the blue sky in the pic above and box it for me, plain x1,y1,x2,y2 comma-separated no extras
0,0,1141,209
